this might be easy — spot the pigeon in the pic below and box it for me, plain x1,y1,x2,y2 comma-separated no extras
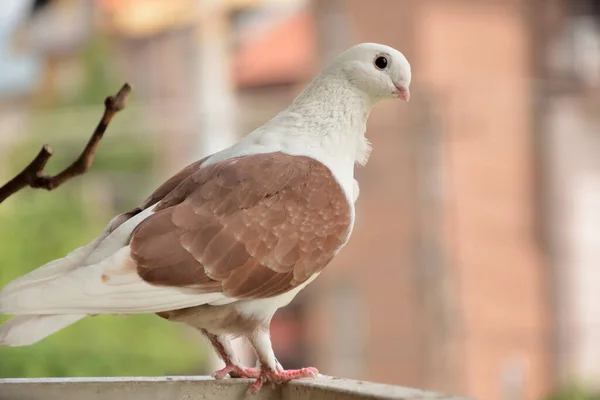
0,42,411,393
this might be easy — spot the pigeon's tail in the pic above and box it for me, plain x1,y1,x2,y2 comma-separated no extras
0,245,226,315
0,314,86,346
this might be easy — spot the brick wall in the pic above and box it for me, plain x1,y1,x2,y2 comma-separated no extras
306,1,552,400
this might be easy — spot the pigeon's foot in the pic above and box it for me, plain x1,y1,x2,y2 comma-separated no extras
213,364,260,380
247,365,318,394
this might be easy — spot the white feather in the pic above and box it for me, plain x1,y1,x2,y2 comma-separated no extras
0,247,227,315
83,206,156,266
0,314,86,346
234,273,320,322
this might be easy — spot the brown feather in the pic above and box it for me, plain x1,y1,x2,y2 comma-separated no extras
129,152,352,300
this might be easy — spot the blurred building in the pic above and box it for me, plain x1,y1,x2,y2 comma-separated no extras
4,1,600,400
0,1,38,177
541,0,600,392
11,0,94,105
272,2,600,400
304,2,548,400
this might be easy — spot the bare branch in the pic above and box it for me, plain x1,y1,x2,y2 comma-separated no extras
0,83,132,204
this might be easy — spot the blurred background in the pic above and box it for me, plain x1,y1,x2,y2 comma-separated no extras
0,1,599,400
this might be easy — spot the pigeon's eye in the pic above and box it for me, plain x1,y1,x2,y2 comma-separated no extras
374,56,388,70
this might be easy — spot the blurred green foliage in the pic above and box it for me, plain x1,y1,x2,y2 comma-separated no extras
546,386,600,400
0,140,208,378
0,35,208,378
76,36,116,106
58,35,116,108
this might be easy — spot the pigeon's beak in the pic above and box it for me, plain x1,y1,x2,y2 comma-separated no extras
394,84,410,102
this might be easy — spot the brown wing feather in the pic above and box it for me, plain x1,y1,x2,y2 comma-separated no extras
129,152,352,299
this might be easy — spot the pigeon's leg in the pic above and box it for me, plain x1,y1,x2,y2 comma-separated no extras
202,330,260,379
246,329,318,394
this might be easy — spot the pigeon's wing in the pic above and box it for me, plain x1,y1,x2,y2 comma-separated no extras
0,152,351,315
132,151,353,299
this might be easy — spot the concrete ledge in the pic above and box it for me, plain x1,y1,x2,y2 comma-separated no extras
0,376,469,400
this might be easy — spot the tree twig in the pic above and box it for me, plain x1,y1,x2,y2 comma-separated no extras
0,83,132,204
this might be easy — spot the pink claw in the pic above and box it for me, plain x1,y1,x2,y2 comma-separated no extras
247,366,319,394
213,364,261,380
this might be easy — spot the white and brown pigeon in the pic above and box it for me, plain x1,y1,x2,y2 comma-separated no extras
0,42,411,393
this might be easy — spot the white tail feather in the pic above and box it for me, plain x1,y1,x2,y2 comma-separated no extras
0,247,226,315
0,314,86,346
1,205,227,317
83,207,156,266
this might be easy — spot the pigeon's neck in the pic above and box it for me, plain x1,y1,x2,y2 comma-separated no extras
288,72,374,118
269,73,374,166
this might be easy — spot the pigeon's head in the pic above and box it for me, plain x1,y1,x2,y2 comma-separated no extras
330,42,411,102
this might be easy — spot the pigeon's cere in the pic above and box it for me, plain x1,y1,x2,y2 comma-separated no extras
0,43,411,394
